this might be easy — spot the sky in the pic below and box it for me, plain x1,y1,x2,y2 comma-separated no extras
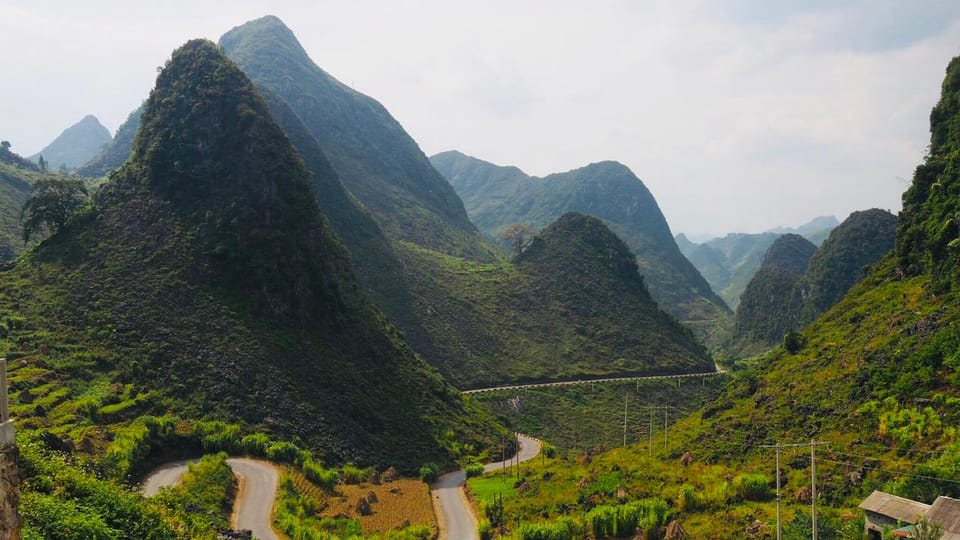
2,1,959,238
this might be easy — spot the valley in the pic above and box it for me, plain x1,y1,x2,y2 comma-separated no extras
1,6,958,540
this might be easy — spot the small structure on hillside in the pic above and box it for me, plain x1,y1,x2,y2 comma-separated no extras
860,490,960,539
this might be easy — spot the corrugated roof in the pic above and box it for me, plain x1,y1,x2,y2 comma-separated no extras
859,490,930,523
927,497,960,534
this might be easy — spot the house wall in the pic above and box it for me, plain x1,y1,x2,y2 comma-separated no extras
0,444,20,540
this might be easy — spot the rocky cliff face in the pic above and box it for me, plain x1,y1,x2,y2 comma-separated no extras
0,445,20,540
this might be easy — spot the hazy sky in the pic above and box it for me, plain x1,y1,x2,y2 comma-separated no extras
3,1,959,237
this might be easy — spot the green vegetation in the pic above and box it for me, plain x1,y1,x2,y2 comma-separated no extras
731,210,897,356
0,146,79,260
154,453,236,536
76,106,142,178
431,150,731,345
28,115,111,170
220,16,498,262
472,377,726,452
19,176,88,243
2,43,508,540
397,213,712,388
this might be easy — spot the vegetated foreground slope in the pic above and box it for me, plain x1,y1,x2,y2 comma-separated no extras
28,115,111,170
219,16,498,262
398,212,713,389
675,51,960,513
0,144,74,261
461,55,960,540
0,39,501,469
431,151,731,343
731,210,897,355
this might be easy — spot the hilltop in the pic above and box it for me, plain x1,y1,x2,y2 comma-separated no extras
1,39,501,470
676,215,838,310
75,107,142,178
431,150,731,344
29,115,111,170
731,210,896,354
400,212,713,388
219,16,497,262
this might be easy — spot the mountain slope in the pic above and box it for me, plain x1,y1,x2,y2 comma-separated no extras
0,39,500,468
75,106,142,178
0,144,71,261
802,208,897,318
398,212,713,388
730,234,815,353
677,232,780,309
29,115,111,170
219,16,497,261
430,150,731,342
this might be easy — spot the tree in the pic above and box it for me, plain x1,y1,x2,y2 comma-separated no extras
498,223,536,257
37,155,47,171
19,177,88,243
0,141,10,152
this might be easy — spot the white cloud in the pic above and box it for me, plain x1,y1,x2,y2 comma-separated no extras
1,0,957,235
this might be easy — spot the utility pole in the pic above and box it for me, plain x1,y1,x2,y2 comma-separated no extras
623,393,628,447
663,406,668,454
762,441,824,540
767,443,781,540
811,440,817,540
649,406,654,457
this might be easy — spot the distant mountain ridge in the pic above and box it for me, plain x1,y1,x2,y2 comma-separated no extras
29,115,111,170
430,150,731,343
676,216,839,309
76,107,142,178
401,212,713,388
730,210,896,354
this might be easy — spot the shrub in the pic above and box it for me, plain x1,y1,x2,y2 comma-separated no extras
734,473,772,501
341,463,371,484
419,462,440,483
465,463,485,478
302,459,339,490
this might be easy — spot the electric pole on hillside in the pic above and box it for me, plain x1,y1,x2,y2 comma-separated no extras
762,440,826,540
649,406,654,457
663,405,668,454
623,393,628,447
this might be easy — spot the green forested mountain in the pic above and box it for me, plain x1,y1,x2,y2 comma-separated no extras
676,231,780,309
28,115,111,170
430,150,731,343
219,16,497,261
480,54,960,540
400,212,712,388
730,233,815,354
676,215,837,311
75,106,142,178
1,40,501,469
671,52,960,505
731,211,896,354
801,208,897,318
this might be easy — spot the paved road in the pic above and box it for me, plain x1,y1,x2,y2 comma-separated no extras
432,434,542,540
141,457,279,540
462,370,724,394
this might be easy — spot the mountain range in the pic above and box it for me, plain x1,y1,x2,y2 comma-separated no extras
675,215,838,309
731,208,897,355
430,150,731,343
1,39,503,469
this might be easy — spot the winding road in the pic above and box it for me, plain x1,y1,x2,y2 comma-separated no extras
431,434,542,540
142,457,279,540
